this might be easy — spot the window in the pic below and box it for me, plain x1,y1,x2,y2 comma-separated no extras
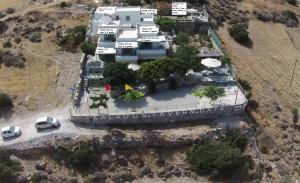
126,15,130,21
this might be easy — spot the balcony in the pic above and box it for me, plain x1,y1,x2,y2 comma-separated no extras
138,49,166,60
115,55,138,62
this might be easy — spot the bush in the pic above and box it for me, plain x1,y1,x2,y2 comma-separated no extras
158,17,175,32
5,8,15,14
80,41,96,55
228,23,249,43
282,10,298,22
58,25,86,51
0,92,13,109
120,90,145,102
126,0,141,6
31,172,48,183
238,78,252,92
224,130,248,152
287,0,297,6
187,143,243,177
60,1,68,8
0,21,7,34
174,32,190,45
0,150,23,183
292,107,299,124
192,85,225,101
3,41,12,48
0,12,6,18
219,56,231,65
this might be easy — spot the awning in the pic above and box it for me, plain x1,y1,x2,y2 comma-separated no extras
115,42,138,48
139,26,159,34
95,47,116,54
138,36,166,42
97,28,118,34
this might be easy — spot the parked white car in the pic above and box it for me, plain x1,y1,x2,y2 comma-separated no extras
1,126,22,139
35,116,60,130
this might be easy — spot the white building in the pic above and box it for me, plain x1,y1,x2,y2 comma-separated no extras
91,6,169,63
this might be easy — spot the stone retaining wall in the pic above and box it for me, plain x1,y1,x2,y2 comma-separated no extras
71,102,247,125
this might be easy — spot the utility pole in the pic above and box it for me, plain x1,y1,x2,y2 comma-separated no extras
289,59,298,87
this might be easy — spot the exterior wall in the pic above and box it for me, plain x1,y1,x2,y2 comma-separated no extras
116,10,141,25
71,103,247,125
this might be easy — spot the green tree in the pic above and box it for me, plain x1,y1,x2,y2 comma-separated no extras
172,45,198,75
228,23,249,43
175,32,190,45
69,143,97,170
81,41,96,55
90,94,109,109
138,58,173,82
0,92,13,109
58,25,86,51
103,63,136,87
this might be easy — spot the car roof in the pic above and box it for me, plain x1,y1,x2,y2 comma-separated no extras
1,126,13,132
36,117,49,123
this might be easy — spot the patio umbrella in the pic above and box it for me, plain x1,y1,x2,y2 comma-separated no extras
201,58,221,68
128,63,140,71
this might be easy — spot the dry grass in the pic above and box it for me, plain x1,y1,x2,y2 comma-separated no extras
0,0,25,11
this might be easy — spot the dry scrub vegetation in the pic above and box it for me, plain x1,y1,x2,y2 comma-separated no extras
215,0,300,181
0,1,89,115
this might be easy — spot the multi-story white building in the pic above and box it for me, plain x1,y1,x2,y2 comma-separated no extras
91,6,170,63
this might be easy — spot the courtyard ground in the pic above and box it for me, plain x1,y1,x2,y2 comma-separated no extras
75,85,247,115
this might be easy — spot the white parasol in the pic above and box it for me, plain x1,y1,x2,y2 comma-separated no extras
128,63,140,71
201,58,222,68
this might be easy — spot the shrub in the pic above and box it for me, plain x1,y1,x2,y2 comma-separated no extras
58,25,86,51
192,85,225,101
238,78,252,92
69,143,97,170
121,90,145,102
292,107,299,124
174,32,190,45
3,41,12,48
186,143,243,177
282,10,298,22
0,92,13,109
80,41,96,55
224,130,248,152
158,17,175,32
287,0,297,6
5,8,15,14
0,150,23,183
219,56,231,65
126,0,141,6
228,23,249,43
31,172,48,183
157,1,172,16
0,21,7,34
0,12,6,18
60,1,68,8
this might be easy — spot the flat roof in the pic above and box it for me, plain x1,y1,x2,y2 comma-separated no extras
115,42,138,48
96,47,116,54
116,6,140,12
96,6,116,14
118,29,138,39
138,36,166,42
139,25,159,34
